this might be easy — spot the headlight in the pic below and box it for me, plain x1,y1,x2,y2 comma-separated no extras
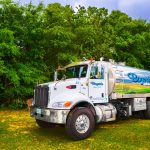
52,102,64,108
52,101,72,108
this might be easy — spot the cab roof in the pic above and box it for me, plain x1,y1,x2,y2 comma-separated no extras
64,60,92,68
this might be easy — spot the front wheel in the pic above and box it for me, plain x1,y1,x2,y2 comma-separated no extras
65,107,95,140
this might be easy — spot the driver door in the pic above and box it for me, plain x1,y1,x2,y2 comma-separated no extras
89,63,108,103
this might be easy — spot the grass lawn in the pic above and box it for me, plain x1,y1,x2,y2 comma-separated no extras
0,109,150,150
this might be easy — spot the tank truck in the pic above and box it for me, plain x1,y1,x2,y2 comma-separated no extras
30,59,150,140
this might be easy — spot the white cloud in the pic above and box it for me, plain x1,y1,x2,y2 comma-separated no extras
74,0,87,7
118,0,150,20
118,0,150,8
72,0,118,13
73,0,87,12
14,0,150,21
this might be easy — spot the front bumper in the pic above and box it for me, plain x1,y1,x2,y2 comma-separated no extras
30,107,70,124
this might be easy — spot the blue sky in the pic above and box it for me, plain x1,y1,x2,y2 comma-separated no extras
16,0,150,22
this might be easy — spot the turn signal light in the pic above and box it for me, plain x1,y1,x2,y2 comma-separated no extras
64,101,72,107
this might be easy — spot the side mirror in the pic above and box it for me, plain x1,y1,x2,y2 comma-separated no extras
54,71,57,81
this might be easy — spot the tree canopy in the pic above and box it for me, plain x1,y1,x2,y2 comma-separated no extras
0,0,150,104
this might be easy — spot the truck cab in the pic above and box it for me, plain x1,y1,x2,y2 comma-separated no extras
30,59,150,140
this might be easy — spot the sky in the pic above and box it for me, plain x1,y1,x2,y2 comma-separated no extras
16,0,150,22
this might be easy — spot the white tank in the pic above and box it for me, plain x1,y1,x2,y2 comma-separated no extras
108,64,150,95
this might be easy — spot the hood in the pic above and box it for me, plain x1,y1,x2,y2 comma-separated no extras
49,79,81,99
39,78,87,100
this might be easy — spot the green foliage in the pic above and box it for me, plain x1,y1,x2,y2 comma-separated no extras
0,0,150,106
8,99,26,109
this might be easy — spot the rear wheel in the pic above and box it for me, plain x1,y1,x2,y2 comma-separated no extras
65,107,95,140
36,119,56,128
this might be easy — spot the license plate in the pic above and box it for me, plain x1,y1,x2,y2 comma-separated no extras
36,108,42,114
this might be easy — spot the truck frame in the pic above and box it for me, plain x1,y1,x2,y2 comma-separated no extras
30,59,150,140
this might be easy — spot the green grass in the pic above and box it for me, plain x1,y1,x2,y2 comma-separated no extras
0,109,150,150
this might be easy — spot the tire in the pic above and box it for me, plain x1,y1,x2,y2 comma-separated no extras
36,119,56,128
144,101,150,119
65,107,95,140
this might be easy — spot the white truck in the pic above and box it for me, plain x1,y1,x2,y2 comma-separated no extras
30,59,150,140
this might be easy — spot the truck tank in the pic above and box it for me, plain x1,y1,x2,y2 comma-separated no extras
108,64,150,95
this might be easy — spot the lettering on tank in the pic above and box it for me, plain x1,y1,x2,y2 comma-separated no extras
128,73,150,85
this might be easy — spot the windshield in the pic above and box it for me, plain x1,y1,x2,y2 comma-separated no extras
65,65,88,79
57,65,88,80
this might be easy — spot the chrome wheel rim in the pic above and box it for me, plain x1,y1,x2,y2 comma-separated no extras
75,114,90,134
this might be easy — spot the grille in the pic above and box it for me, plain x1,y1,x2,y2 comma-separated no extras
34,85,49,108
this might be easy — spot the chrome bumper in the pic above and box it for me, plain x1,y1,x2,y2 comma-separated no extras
30,107,70,124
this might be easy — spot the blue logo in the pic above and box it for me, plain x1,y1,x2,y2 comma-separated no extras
90,82,103,86
128,73,150,85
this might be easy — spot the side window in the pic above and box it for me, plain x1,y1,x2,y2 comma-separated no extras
90,65,104,79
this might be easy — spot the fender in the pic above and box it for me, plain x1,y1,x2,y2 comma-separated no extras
48,91,94,110
70,100,96,118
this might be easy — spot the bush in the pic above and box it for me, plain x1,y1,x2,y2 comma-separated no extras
8,99,27,110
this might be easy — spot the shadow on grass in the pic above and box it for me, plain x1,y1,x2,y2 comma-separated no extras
27,125,73,142
24,118,136,142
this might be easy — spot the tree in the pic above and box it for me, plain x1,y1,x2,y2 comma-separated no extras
0,0,150,106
